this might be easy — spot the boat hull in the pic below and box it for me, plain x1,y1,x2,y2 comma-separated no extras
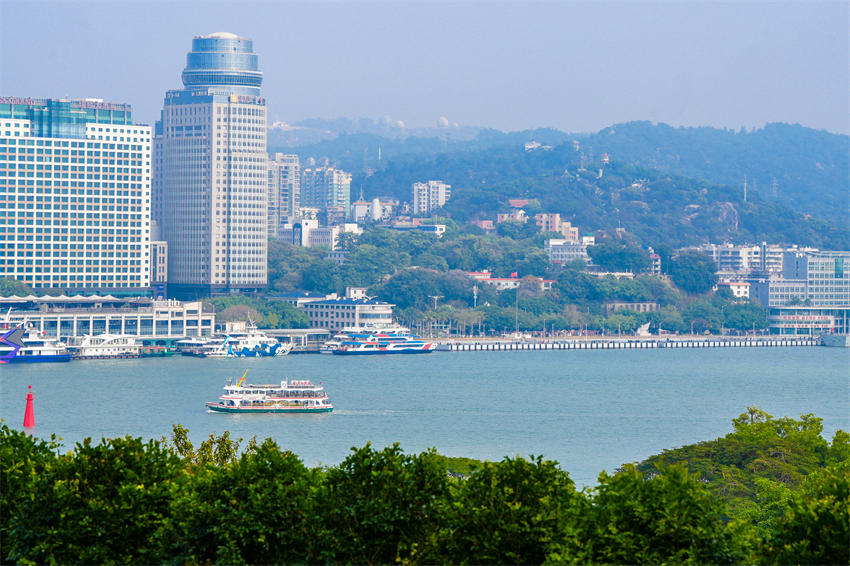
71,353,140,360
333,348,435,355
206,403,333,414
8,354,72,363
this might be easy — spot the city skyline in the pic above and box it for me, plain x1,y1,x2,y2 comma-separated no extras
1,1,848,135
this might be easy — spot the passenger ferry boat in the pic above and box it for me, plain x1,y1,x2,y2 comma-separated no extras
334,335,436,355
66,334,141,359
320,325,412,354
206,372,333,413
10,332,72,363
181,325,291,358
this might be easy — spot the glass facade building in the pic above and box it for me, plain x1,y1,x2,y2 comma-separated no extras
0,97,151,292
153,32,268,298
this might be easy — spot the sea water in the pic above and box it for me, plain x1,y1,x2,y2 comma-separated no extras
1,347,848,486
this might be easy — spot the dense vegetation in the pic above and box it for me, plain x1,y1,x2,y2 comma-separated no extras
264,229,764,335
579,121,849,226
204,295,308,329
2,409,846,564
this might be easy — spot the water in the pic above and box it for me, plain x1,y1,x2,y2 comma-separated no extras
1,348,848,486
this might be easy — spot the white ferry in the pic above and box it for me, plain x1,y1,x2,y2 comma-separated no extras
320,325,412,354
334,335,436,355
206,372,333,413
67,334,141,359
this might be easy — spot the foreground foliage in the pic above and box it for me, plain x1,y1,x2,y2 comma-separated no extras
2,409,847,565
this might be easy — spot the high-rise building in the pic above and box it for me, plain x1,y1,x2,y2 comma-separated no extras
412,180,451,215
300,166,351,214
153,32,268,298
0,97,152,292
267,153,300,237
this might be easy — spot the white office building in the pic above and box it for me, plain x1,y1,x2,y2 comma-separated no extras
546,239,589,264
412,180,451,216
153,32,268,298
0,97,151,292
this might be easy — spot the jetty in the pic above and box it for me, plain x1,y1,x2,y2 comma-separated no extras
438,336,819,352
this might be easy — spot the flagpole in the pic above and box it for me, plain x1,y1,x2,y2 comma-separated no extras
515,284,519,337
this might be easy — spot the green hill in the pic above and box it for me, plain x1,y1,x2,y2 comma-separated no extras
278,120,848,248
578,121,849,225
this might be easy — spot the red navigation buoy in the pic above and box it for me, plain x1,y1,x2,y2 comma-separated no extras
23,385,35,428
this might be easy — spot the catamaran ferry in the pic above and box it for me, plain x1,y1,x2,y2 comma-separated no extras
334,335,436,355
206,372,333,413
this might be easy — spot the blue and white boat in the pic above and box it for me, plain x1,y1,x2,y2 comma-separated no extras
10,332,72,363
333,334,436,355
182,325,291,358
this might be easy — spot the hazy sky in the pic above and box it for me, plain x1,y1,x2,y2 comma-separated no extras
1,1,847,134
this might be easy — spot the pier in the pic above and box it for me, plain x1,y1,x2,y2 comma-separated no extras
439,337,819,352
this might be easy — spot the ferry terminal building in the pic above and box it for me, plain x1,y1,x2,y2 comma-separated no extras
0,295,214,338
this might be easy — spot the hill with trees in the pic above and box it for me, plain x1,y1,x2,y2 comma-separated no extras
578,121,849,225
281,121,848,248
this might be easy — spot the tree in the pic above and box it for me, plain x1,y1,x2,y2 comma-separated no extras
165,438,315,565
763,461,850,565
573,464,744,564
670,252,718,294
588,241,652,273
313,443,450,564
437,456,580,564
0,277,33,296
6,436,182,564
217,304,262,324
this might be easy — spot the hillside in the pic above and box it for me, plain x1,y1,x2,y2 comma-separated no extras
272,120,848,248
355,142,848,249
577,122,849,225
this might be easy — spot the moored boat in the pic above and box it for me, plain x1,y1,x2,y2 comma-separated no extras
67,334,141,359
10,332,72,363
206,372,333,413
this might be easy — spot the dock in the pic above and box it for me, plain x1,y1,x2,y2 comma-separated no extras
438,337,819,352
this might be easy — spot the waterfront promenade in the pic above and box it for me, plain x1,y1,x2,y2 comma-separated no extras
437,336,819,352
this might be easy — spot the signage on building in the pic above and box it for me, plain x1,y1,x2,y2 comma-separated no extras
771,314,834,329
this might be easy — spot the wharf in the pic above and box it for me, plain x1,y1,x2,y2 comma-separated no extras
438,337,819,352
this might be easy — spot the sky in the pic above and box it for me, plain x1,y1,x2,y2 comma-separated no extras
1,1,847,135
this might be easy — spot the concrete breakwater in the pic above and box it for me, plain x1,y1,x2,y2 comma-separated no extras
439,337,819,352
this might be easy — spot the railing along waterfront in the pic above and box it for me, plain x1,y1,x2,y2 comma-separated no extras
438,337,819,352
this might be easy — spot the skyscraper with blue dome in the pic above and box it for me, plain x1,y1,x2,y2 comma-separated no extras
153,32,268,298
